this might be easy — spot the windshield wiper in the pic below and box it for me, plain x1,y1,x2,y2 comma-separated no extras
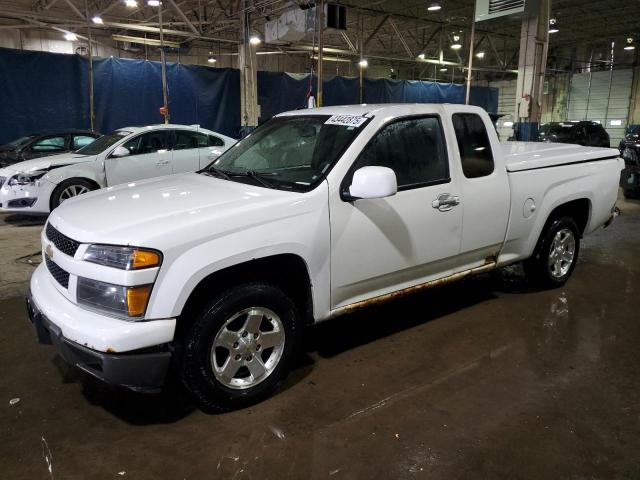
223,170,278,189
200,166,232,181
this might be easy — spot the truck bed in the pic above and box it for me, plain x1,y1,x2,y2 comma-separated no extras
502,142,620,172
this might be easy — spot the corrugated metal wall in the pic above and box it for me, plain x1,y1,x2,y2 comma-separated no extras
567,69,633,145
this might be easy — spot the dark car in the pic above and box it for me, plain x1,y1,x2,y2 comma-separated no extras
537,121,610,148
0,130,100,167
619,126,640,198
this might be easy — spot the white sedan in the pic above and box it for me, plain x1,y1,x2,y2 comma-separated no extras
0,124,235,215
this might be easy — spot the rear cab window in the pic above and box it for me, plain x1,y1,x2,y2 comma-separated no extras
451,113,494,178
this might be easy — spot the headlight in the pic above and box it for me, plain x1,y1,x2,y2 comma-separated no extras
8,171,46,186
83,244,162,270
77,277,152,319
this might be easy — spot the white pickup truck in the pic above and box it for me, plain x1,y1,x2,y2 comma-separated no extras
26,104,622,411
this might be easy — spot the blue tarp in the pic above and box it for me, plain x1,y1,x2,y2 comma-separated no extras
0,47,499,144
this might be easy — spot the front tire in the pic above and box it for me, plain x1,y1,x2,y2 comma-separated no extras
50,178,96,210
524,216,580,288
180,283,299,412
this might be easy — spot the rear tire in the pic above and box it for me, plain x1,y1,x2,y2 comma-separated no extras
50,178,96,210
524,216,580,288
180,283,300,412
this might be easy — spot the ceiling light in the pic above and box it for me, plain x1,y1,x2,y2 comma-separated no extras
549,18,559,34
476,51,485,59
440,67,448,72
427,1,442,11
451,34,462,50
124,0,137,6
624,37,635,51
64,32,77,41
249,35,261,45
418,53,426,60
358,59,368,68
92,15,103,24
147,0,160,6
207,52,217,63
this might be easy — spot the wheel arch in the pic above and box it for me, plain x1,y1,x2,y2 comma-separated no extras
175,253,314,339
49,177,101,210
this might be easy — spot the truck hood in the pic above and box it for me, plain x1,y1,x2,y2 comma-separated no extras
48,173,311,248
0,152,94,174
502,142,620,172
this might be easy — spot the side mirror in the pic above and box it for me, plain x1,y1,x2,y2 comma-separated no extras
348,166,397,200
111,146,130,158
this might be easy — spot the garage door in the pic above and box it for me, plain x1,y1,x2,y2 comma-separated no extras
567,69,632,145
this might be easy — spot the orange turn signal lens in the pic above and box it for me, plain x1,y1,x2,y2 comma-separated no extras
131,249,161,269
126,285,152,317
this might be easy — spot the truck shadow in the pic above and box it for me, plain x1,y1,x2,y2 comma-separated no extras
74,264,534,423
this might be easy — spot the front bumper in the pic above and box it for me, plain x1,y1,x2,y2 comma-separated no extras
26,292,172,392
0,178,55,214
28,263,176,392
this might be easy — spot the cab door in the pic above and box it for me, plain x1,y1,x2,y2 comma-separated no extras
447,109,510,271
329,115,463,309
105,130,172,185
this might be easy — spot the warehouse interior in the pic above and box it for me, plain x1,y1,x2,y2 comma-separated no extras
1,0,640,478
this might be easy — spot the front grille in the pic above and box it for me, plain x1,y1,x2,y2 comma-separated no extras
45,257,70,289
46,223,80,257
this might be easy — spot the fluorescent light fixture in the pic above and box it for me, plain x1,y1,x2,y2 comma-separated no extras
549,18,559,33
624,37,635,51
451,35,462,50
610,119,623,126
418,53,426,60
92,16,103,24
358,59,368,68
440,67,448,72
147,0,160,6
207,52,216,63
427,1,442,11
125,0,137,6
476,51,485,59
249,35,261,45
64,32,77,41
503,121,514,127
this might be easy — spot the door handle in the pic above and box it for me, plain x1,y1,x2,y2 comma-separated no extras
432,193,460,211
156,160,170,166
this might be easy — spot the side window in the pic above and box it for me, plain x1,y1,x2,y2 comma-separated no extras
174,130,200,150
73,135,96,150
195,133,209,147
452,113,494,178
208,135,224,147
351,116,449,190
121,131,169,156
30,136,66,152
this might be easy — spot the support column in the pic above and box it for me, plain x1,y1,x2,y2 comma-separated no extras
239,6,259,137
514,0,550,141
629,63,640,125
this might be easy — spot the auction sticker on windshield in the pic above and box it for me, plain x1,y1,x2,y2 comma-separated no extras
325,115,368,128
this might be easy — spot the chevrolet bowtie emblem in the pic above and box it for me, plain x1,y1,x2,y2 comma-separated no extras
45,244,53,261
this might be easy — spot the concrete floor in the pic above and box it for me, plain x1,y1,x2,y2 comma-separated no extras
1,198,640,480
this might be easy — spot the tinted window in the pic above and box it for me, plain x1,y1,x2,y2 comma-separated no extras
122,131,170,156
208,135,224,147
31,136,66,152
452,114,494,178
73,135,96,150
174,130,200,150
352,116,449,189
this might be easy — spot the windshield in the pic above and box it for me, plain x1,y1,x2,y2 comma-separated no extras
205,115,368,192
3,136,35,149
76,130,131,155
